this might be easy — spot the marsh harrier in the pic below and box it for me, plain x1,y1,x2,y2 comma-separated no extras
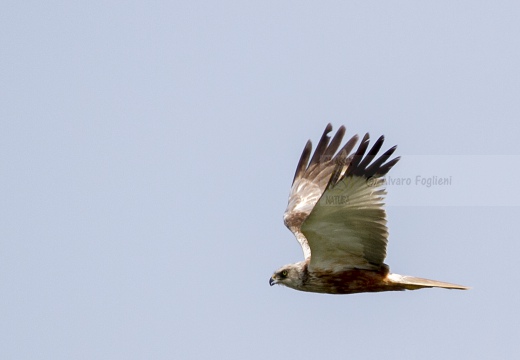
270,124,468,294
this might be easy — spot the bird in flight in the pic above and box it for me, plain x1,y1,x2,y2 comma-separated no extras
270,124,468,294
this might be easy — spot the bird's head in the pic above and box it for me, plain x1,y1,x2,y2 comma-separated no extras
269,262,305,289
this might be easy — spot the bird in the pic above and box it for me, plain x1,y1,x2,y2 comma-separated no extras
270,124,468,294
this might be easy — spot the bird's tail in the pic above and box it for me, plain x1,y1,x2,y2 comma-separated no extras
387,273,469,291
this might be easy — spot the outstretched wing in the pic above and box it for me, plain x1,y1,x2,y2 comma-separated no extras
301,133,400,271
283,124,358,260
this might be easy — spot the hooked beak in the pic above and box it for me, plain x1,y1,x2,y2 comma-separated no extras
269,276,277,286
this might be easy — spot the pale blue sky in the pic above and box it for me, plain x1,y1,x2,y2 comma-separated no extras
2,1,520,359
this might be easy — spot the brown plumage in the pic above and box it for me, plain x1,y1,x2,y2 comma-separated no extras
270,124,468,294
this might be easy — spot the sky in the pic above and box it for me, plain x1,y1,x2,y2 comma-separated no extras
1,1,520,359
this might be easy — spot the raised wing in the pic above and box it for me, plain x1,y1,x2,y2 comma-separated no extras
283,124,358,259
301,133,400,271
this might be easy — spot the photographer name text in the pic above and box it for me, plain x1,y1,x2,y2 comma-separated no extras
383,175,452,187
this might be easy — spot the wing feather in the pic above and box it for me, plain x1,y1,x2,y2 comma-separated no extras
292,140,312,184
301,135,399,271
308,123,334,168
283,124,399,268
283,124,357,259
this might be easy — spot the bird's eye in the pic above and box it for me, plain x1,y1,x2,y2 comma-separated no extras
282,270,288,277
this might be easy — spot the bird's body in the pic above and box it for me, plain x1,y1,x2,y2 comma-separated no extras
270,124,468,294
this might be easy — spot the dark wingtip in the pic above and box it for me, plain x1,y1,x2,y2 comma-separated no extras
342,131,400,179
291,125,399,189
292,140,313,184
324,123,333,132
323,125,346,158
308,123,334,167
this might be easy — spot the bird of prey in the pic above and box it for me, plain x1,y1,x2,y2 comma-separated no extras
270,124,468,294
